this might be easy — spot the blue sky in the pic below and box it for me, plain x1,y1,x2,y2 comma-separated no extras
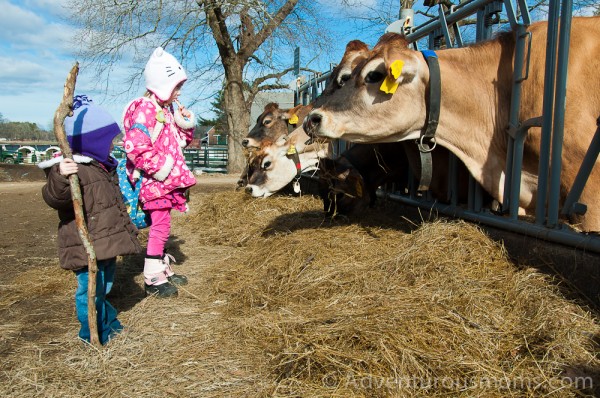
0,0,383,130
4,0,591,130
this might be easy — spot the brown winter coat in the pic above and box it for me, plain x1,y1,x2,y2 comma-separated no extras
41,157,142,271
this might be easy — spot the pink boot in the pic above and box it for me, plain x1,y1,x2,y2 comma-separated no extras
163,253,188,286
144,257,178,297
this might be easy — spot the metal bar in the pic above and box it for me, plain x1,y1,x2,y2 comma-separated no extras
562,122,600,217
506,24,530,219
407,0,502,42
449,153,458,206
535,0,561,226
297,73,330,95
547,0,573,227
518,0,532,25
509,130,526,219
439,5,453,48
452,22,464,47
503,135,515,214
474,183,483,212
387,193,600,253
476,9,486,40
468,175,476,211
503,0,518,28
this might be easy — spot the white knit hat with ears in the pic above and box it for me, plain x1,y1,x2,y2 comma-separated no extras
144,47,188,102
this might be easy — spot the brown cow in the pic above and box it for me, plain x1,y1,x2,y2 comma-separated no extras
318,142,409,216
244,128,329,197
243,102,313,149
305,17,600,231
318,141,479,216
238,103,313,187
242,40,371,194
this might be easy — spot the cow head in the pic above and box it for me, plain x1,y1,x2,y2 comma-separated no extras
243,102,313,149
241,39,372,196
305,33,427,143
320,40,370,97
244,128,329,198
318,156,369,217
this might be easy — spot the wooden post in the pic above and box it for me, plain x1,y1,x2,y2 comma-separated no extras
53,63,101,348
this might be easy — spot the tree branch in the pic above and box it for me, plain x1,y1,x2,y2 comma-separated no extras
201,0,238,67
53,63,102,349
238,0,299,61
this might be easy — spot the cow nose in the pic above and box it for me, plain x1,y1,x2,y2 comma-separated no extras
245,186,253,194
242,139,249,147
304,112,323,137
309,113,322,126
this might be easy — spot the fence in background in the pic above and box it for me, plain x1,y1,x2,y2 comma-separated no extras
113,146,228,173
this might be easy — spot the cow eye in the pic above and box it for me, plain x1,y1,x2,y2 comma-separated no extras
365,71,385,84
262,160,272,170
263,118,273,126
338,74,351,86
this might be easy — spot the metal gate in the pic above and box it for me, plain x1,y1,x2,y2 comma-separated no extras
296,0,600,254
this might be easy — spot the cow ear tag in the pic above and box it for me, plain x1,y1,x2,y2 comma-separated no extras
355,181,363,198
379,60,404,94
287,144,297,155
288,114,299,124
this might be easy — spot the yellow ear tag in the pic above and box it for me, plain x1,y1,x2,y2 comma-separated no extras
287,144,297,155
355,181,363,198
379,60,404,94
288,114,299,125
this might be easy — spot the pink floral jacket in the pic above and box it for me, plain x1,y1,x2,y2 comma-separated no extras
123,97,196,203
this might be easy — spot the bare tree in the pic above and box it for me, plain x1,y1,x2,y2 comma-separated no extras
66,0,335,172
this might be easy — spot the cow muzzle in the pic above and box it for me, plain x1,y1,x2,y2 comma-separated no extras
303,111,323,138
245,185,271,198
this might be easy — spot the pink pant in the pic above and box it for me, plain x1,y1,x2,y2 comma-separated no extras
147,208,171,256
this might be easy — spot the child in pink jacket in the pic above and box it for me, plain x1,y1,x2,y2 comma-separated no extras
123,47,197,298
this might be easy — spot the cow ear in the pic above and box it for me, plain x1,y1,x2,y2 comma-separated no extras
282,104,304,124
380,46,419,94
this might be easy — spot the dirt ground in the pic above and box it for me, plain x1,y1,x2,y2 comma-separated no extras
1,163,599,397
0,165,242,377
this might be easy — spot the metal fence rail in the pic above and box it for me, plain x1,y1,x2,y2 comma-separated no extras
183,147,228,173
112,146,229,173
296,0,600,254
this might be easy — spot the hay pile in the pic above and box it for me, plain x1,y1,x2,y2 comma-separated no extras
2,188,599,397
191,191,599,396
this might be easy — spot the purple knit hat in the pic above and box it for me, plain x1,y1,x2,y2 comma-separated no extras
64,95,120,168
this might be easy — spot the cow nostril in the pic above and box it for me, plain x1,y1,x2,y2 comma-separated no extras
242,139,249,147
245,186,253,194
310,113,322,125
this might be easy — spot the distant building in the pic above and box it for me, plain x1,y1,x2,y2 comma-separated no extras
190,125,227,148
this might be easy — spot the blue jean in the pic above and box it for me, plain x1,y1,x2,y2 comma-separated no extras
74,258,123,345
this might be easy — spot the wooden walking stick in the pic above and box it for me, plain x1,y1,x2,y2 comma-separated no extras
53,63,101,348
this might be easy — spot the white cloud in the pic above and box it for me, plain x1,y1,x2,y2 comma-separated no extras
0,57,54,89
0,0,75,54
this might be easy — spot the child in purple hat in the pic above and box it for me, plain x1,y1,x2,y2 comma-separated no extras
39,95,141,345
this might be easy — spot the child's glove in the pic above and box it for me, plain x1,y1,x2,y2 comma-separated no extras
59,158,78,176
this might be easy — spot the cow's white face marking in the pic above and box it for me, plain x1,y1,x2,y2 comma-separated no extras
246,145,297,198
246,139,326,198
